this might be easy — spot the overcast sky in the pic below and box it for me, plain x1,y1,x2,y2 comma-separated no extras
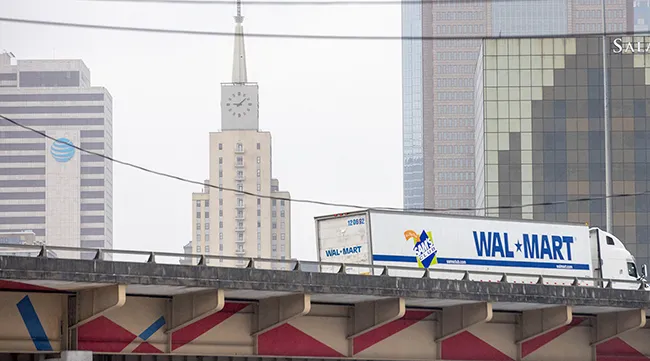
0,0,403,261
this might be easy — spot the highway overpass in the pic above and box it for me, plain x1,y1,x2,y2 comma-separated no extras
0,246,649,361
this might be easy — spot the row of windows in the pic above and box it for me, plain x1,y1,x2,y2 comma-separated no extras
437,157,475,168
436,78,474,88
433,0,484,8
436,65,476,74
435,52,479,61
272,233,287,241
575,9,625,19
435,11,485,21
437,91,474,101
195,200,209,207
575,0,620,4
436,24,486,35
437,144,474,154
437,118,474,128
436,131,474,141
435,199,476,208
437,185,476,194
576,22,624,32
217,142,262,151
436,105,474,115
437,171,475,181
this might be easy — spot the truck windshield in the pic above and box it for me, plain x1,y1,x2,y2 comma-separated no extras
628,262,638,278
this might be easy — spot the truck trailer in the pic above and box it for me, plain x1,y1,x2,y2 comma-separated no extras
314,209,648,290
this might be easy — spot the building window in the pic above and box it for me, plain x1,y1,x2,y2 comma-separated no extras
236,156,243,165
219,210,223,217
205,212,209,218
219,170,223,177
218,143,222,150
205,223,209,230
257,169,261,176
281,233,285,240
219,221,223,228
257,243,261,250
205,245,210,253
238,233,244,241
205,200,209,207
257,184,261,191
257,232,261,240
280,210,285,217
281,245,285,252
272,211,277,217
236,143,243,151
219,232,223,240
219,199,223,205
272,222,277,229
257,221,261,227
196,200,201,207
272,234,277,240
196,212,201,219
272,199,277,206
257,198,261,205
219,244,223,251
196,234,201,241
219,157,223,164
256,156,261,163
272,244,277,251
280,200,285,206
281,256,285,260
257,209,261,216
237,184,243,191
281,221,285,229
257,142,260,150
205,234,210,242
196,246,201,252
237,198,244,206
196,223,201,230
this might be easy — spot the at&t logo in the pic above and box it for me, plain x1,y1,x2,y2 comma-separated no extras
50,138,75,163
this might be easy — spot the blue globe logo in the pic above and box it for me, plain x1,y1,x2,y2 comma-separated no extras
50,138,75,163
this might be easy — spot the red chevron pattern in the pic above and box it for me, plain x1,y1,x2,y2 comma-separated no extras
353,310,433,354
521,317,587,358
0,280,57,292
597,338,650,361
78,316,138,353
171,302,249,351
441,331,514,361
258,323,345,357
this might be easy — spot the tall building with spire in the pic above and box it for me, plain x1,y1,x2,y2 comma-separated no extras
188,2,291,268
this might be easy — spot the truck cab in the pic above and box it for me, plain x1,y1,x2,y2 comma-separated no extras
590,227,648,290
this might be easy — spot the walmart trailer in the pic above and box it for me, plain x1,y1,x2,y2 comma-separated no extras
314,209,646,289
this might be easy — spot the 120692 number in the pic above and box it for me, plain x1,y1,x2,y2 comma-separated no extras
347,218,365,226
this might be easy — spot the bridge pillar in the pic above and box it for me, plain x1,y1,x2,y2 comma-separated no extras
348,297,406,339
591,308,646,345
436,302,493,342
252,293,311,336
166,289,225,333
70,284,126,329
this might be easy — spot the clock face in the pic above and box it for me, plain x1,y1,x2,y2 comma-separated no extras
225,91,254,118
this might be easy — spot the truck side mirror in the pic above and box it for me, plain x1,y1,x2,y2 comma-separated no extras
642,264,647,278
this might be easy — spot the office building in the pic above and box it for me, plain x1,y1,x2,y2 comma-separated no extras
187,4,291,268
635,0,650,32
402,0,632,212
474,35,650,268
0,53,113,260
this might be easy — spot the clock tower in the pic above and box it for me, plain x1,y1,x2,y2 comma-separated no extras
220,1,259,131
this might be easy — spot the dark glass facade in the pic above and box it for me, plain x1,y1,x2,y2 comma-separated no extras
475,36,650,267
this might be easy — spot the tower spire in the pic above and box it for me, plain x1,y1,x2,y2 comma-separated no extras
232,0,248,83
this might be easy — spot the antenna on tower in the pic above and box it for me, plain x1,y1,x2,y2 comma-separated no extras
235,0,243,23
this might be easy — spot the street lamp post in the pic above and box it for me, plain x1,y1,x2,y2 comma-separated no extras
601,0,613,233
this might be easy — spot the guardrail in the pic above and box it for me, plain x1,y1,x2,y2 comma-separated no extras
0,243,646,291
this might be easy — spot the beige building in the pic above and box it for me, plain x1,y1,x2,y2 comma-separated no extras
185,5,291,268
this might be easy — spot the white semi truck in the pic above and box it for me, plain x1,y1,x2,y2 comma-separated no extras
314,209,648,290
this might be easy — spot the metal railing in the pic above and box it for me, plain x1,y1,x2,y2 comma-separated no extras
0,243,646,291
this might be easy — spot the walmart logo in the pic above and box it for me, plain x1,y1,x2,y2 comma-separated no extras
50,138,75,163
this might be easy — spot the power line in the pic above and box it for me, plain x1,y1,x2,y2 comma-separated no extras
0,16,644,40
80,0,552,5
0,113,647,214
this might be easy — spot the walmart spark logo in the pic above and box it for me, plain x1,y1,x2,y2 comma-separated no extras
50,138,75,163
404,229,438,268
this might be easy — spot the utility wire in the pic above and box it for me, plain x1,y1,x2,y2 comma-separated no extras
0,16,645,40
0,113,647,213
81,0,557,5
